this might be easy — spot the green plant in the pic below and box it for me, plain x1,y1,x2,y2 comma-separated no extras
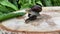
0,0,18,10
0,0,60,21
0,12,26,21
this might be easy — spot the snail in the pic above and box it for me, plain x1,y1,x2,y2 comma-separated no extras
25,4,42,23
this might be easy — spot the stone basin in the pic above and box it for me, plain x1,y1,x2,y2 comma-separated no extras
1,7,60,33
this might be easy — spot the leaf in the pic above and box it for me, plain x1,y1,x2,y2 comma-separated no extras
0,12,26,21
8,0,18,7
0,5,10,13
0,0,18,10
36,1,43,6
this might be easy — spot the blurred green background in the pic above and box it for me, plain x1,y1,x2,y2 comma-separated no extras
0,0,60,13
0,0,60,14
0,0,60,21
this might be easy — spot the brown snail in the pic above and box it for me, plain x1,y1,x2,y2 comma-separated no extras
25,4,42,23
